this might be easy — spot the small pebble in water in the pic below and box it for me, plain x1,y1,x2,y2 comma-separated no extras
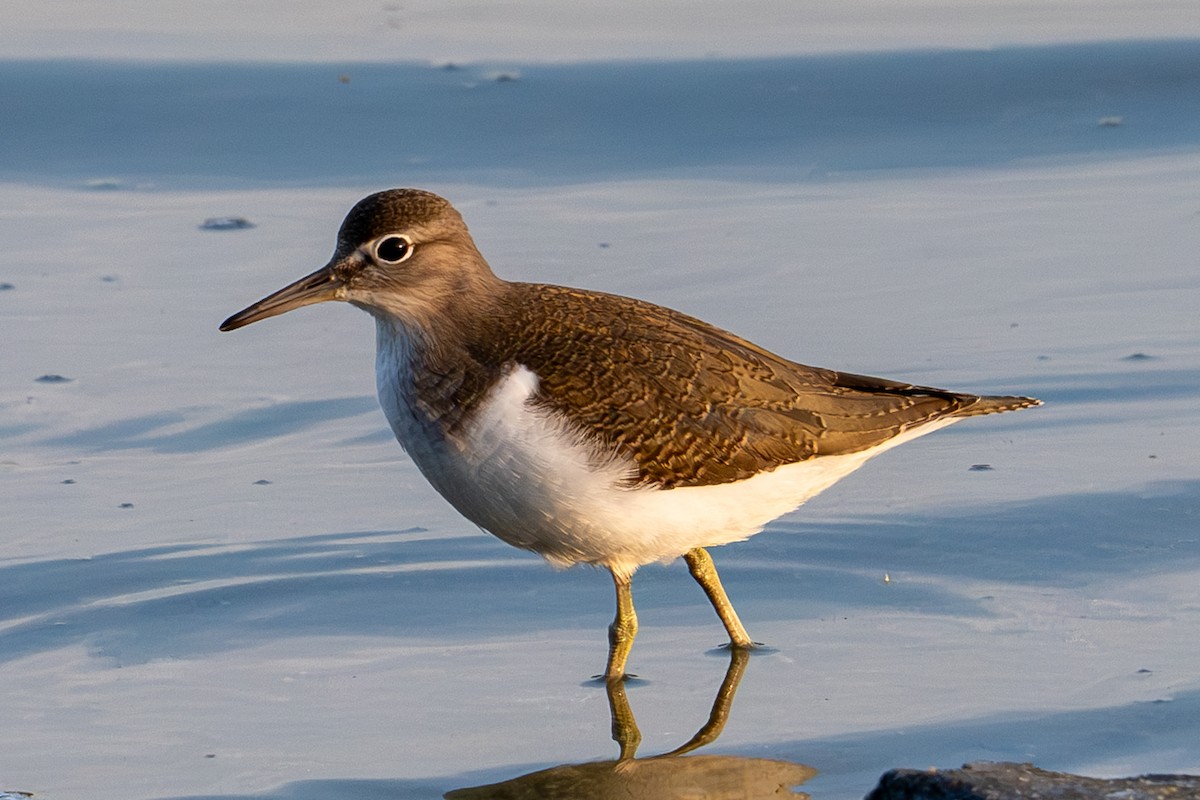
36,374,73,384
200,217,255,231
968,464,994,471
84,178,123,191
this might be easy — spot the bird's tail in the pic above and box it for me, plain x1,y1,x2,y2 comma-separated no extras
954,394,1042,418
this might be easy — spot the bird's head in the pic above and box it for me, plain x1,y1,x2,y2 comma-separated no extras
220,188,497,333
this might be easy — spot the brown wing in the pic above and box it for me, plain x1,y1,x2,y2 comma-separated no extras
474,284,1037,488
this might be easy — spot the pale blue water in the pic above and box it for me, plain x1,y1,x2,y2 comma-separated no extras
2,41,1200,188
2,38,1200,800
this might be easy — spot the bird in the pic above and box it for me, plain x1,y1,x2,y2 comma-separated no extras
220,188,1040,681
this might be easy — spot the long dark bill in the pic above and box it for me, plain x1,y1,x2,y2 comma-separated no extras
220,264,343,331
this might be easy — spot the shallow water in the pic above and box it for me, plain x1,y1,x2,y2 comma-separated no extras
4,42,1200,188
2,41,1200,799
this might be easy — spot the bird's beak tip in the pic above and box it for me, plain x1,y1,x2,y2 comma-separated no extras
219,264,343,334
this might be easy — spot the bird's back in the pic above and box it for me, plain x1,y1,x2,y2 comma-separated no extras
463,283,1038,489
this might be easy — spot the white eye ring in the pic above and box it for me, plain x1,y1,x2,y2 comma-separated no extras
373,234,413,264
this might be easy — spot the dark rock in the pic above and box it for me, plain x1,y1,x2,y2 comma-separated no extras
866,761,1200,800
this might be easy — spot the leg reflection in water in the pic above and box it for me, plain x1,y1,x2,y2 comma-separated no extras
445,648,816,800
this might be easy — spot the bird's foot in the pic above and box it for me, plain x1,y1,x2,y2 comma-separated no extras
585,672,646,687
706,641,777,656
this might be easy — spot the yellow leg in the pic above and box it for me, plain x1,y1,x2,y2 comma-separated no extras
605,569,638,681
684,547,753,647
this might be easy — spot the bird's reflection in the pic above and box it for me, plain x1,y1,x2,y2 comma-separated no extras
445,648,816,799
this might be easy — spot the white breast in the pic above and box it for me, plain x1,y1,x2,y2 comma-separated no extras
375,322,958,578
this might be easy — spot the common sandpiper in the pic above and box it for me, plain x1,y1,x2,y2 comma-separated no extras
220,189,1040,681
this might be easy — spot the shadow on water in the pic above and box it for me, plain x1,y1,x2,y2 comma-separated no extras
714,479,1200,621
0,529,562,666
2,481,1197,666
5,482,1187,798
3,40,1200,187
147,659,1200,799
36,396,379,453
159,649,818,800
445,649,816,799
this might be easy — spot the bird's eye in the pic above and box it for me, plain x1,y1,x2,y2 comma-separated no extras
374,235,413,264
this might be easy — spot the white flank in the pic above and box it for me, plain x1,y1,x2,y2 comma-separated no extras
376,321,958,578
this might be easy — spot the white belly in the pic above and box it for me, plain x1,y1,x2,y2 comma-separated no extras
376,330,956,578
